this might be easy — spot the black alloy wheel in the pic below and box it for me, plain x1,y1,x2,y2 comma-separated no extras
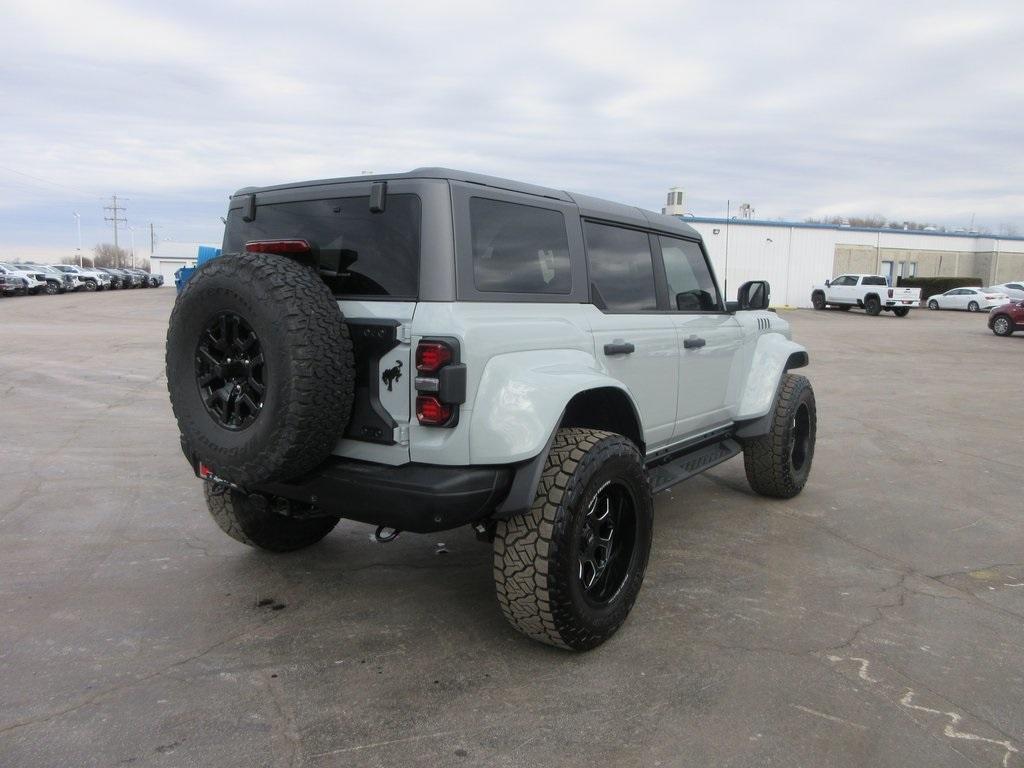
576,481,638,606
195,312,266,431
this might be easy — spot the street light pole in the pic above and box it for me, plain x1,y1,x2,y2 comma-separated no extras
73,211,82,266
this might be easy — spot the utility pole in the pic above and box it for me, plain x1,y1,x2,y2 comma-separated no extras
73,211,82,266
128,225,136,269
103,195,128,264
149,222,157,256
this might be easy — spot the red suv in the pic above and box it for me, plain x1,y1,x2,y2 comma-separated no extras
988,300,1024,336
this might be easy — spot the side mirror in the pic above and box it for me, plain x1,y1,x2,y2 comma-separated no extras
737,280,770,310
824,279,831,287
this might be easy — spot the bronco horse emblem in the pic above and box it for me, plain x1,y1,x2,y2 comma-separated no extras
381,360,403,392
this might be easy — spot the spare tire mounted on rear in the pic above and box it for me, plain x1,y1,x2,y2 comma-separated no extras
166,252,355,487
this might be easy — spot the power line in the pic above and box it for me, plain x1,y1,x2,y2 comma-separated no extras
0,164,99,200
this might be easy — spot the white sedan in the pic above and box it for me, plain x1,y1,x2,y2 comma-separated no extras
927,287,1010,312
991,282,1024,300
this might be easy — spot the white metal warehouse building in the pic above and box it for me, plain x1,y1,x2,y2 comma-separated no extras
676,217,1024,308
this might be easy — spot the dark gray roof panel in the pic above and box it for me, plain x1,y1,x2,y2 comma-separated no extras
231,168,701,239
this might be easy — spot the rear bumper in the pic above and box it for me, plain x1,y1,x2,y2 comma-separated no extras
253,457,515,534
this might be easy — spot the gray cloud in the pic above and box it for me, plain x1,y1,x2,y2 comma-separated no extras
1,0,1022,259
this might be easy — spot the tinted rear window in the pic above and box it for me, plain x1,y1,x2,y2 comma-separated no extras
469,198,571,294
224,194,420,298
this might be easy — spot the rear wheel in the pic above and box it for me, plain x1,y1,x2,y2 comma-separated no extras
204,483,340,551
741,374,816,499
492,428,653,651
811,292,826,310
968,301,980,312
992,315,1014,336
893,307,910,317
865,296,881,316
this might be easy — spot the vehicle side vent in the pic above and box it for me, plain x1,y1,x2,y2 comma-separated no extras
757,317,772,331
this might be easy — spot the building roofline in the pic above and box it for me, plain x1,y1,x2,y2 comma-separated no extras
676,215,1024,243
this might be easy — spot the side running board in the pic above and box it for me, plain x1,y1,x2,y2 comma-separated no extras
647,438,742,494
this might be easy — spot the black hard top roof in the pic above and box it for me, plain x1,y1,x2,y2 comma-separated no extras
234,167,700,239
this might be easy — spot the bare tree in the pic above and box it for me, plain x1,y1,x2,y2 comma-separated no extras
92,243,130,268
61,255,94,267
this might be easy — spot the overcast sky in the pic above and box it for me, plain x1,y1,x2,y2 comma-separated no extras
1,0,1022,262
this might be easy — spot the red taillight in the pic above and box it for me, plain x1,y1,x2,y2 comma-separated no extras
416,341,453,374
245,239,312,255
416,396,452,425
198,462,214,479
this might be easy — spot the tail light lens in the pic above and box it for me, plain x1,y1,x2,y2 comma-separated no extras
887,289,894,298
416,341,453,374
414,339,464,427
416,396,452,425
245,239,312,255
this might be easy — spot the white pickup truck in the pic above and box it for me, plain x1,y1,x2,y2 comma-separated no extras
811,274,921,317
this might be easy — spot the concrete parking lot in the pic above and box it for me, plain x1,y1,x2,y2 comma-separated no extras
1,289,1022,768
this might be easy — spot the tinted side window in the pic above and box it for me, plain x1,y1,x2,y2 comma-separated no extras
863,276,887,286
584,222,657,311
659,236,720,311
470,198,571,294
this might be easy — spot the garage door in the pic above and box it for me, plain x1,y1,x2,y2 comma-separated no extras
154,260,193,283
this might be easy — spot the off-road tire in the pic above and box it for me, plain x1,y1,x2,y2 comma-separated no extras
864,296,881,316
992,315,1014,336
204,483,340,552
968,301,980,312
492,428,653,651
742,374,816,499
893,307,910,317
166,252,355,487
811,292,826,310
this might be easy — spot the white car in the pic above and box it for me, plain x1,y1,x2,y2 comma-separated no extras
0,263,47,295
927,287,1009,312
990,282,1024,301
164,168,817,652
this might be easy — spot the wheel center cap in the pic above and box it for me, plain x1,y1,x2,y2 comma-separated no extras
221,360,248,381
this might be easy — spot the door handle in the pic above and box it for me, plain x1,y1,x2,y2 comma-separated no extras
683,335,706,349
603,341,635,356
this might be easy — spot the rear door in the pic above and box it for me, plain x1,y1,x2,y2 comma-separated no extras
583,221,679,449
656,235,744,437
222,180,433,465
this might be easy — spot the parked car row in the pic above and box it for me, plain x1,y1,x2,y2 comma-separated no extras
0,263,164,297
810,272,1023,337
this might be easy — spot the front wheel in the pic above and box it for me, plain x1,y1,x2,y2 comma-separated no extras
741,374,817,499
492,428,653,651
44,281,60,295
82,280,97,292
968,301,980,312
992,315,1014,336
204,483,340,552
893,307,910,317
928,299,939,310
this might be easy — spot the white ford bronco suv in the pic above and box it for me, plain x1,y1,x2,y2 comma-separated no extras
166,168,817,651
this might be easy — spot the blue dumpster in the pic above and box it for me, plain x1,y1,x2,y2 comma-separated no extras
175,246,221,293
